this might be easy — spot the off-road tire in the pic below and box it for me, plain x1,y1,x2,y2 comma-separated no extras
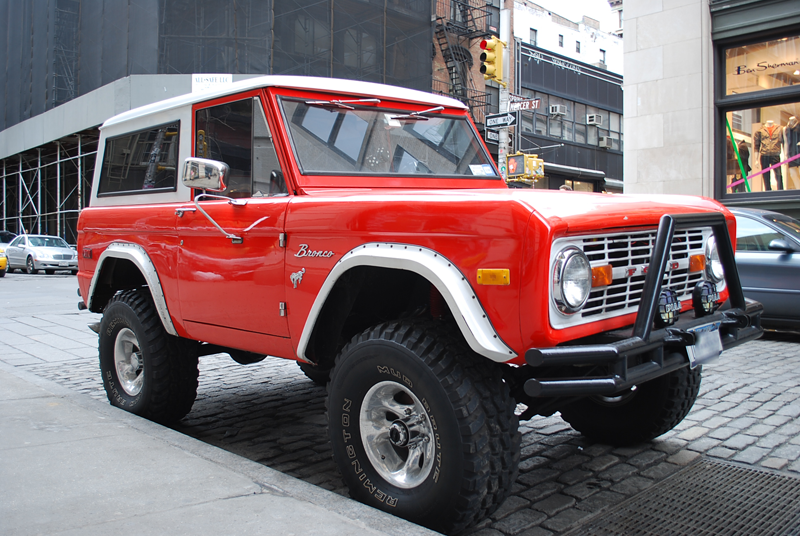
99,289,199,423
327,320,519,534
297,361,332,386
559,363,702,446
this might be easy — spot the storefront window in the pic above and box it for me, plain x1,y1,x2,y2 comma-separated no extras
724,102,800,193
725,36,800,96
718,32,800,200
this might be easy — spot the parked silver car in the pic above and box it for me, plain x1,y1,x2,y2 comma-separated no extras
731,207,800,331
5,234,79,275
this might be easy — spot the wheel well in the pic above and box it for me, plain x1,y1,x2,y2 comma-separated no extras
89,257,148,313
305,266,455,367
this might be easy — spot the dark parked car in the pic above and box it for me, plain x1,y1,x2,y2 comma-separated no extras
731,207,800,331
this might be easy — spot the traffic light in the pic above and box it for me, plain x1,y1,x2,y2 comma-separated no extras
505,153,545,186
480,37,506,87
507,154,525,177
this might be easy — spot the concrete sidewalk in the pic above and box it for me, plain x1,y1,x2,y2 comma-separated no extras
0,362,436,536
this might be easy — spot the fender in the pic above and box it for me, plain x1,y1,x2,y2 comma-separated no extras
297,242,517,363
87,242,178,336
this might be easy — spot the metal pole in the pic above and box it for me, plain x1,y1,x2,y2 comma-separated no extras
19,157,23,234
77,134,83,211
57,142,62,237
37,149,42,234
2,161,6,231
498,8,511,179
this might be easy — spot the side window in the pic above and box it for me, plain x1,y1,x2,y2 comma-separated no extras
736,217,783,251
195,97,287,198
98,122,180,196
9,236,23,247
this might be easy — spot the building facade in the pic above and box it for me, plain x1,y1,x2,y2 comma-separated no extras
510,2,623,192
624,0,800,219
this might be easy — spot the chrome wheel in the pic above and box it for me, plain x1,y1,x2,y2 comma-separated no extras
359,380,435,489
114,327,144,396
26,257,35,274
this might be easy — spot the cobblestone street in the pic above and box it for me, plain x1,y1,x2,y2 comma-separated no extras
3,274,800,535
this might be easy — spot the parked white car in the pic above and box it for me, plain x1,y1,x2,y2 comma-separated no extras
6,235,78,275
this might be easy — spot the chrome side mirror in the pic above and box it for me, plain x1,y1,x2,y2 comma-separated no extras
768,238,798,254
181,157,229,191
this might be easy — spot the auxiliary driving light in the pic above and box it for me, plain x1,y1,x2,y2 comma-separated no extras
655,288,680,328
692,281,720,316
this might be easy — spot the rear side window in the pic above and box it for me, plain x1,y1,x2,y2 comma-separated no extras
98,122,180,196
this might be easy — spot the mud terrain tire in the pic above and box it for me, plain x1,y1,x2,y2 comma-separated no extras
327,320,519,534
99,289,199,423
559,362,702,446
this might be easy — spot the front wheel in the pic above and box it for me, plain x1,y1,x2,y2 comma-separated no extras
559,361,702,446
327,321,519,534
26,256,37,274
98,289,199,423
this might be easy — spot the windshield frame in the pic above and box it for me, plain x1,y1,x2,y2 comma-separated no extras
271,89,502,189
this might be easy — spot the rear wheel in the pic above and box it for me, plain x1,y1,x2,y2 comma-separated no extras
99,289,199,423
327,321,519,534
559,361,701,446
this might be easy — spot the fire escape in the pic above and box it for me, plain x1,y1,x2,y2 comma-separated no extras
433,0,493,125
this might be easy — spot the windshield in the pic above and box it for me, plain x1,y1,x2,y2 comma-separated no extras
28,236,70,248
279,98,498,178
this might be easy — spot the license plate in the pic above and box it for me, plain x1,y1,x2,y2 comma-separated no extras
59,262,69,267
687,322,722,368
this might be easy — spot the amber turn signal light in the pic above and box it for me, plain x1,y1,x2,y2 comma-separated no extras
689,254,706,273
591,265,613,287
477,269,510,286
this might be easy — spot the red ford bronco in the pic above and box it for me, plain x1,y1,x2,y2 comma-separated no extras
77,76,762,534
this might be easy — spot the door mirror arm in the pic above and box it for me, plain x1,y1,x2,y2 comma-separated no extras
192,193,246,244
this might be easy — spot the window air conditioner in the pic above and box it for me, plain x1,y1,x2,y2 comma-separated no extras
587,114,603,126
598,136,613,149
549,104,567,116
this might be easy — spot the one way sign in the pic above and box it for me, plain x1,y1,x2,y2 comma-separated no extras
485,112,516,128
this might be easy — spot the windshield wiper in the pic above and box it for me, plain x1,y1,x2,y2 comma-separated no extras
305,98,381,110
390,106,444,121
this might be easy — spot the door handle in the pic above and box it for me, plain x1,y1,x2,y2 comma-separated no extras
175,207,197,217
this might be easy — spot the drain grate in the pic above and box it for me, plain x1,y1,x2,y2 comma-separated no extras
566,459,800,536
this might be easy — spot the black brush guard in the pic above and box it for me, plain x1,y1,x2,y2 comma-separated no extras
524,212,763,398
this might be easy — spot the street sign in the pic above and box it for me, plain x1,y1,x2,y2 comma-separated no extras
509,98,541,112
485,129,499,144
485,112,516,128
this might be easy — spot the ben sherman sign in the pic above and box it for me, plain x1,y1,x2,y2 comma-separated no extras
734,60,800,75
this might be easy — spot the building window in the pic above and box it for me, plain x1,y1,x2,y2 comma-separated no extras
530,28,537,46
558,35,563,47
576,41,581,53
716,33,800,199
600,49,606,63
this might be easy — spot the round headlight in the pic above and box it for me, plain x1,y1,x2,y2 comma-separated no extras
553,247,592,314
705,236,724,282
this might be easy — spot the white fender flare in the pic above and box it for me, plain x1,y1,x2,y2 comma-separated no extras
297,243,517,363
88,242,178,336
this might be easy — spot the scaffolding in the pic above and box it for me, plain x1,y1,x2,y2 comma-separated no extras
1,133,97,244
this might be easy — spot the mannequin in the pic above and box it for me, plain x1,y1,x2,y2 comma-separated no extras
787,116,800,190
754,120,784,191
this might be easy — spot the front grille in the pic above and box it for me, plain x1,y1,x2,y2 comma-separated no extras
53,254,73,260
550,227,722,329
581,228,706,318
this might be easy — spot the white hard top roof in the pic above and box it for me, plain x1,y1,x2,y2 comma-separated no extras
102,75,468,130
